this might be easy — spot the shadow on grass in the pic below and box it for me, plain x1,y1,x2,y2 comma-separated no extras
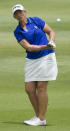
0,121,53,127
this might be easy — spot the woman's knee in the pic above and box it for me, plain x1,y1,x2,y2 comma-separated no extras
25,83,36,94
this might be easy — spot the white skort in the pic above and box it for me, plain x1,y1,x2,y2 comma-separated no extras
24,53,58,82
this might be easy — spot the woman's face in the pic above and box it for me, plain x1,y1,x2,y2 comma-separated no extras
14,10,27,22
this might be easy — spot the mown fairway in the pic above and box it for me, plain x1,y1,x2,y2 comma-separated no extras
0,0,70,131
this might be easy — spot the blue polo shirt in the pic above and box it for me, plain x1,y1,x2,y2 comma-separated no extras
14,17,54,59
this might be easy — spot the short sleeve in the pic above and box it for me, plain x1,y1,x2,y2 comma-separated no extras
32,17,45,29
14,30,24,43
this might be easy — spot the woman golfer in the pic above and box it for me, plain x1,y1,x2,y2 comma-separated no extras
12,4,58,126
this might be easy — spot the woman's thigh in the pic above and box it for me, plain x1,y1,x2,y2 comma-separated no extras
37,81,48,91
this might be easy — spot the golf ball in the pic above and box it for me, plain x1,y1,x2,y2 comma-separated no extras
56,18,61,22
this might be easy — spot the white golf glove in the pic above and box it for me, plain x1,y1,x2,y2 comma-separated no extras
48,41,56,49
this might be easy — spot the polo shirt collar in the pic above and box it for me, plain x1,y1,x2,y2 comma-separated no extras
27,17,31,24
19,17,31,29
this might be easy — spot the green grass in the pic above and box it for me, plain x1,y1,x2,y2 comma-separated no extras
0,0,70,131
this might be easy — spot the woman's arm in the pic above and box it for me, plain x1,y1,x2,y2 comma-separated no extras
19,24,55,52
43,24,55,42
19,39,52,52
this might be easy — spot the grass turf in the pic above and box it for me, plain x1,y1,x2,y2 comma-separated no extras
0,0,70,130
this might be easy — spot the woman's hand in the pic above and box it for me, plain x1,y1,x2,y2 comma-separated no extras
47,41,56,49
